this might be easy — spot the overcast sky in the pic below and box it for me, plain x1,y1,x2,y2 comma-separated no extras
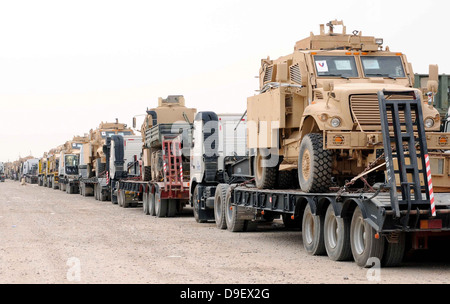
0,0,448,162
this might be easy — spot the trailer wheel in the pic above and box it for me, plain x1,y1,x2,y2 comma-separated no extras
350,206,385,268
324,204,352,261
155,190,167,217
118,189,124,207
254,149,279,190
111,187,118,204
214,184,229,230
382,232,406,267
143,192,150,215
302,204,326,256
225,188,245,232
149,191,156,216
298,134,333,193
167,199,177,217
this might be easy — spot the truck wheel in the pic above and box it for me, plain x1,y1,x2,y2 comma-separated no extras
214,184,229,230
94,184,98,200
148,191,156,216
155,190,167,217
143,192,150,215
382,233,406,267
111,188,118,204
350,206,385,268
298,134,333,193
193,186,206,223
100,189,108,201
167,199,177,217
225,188,245,232
324,204,352,261
118,190,124,207
277,171,295,189
302,204,326,256
254,149,278,190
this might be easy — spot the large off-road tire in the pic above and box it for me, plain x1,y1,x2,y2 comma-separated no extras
350,206,385,268
324,204,352,261
277,170,295,189
225,188,245,232
302,204,326,256
214,184,229,230
254,149,278,190
382,232,406,267
298,133,333,193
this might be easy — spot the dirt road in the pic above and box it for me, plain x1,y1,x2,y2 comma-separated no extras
0,180,449,284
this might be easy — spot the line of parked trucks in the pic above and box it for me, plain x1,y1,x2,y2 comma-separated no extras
3,21,450,268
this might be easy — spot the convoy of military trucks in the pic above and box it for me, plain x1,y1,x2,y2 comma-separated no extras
2,21,450,269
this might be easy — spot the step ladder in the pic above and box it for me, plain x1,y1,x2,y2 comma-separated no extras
162,135,184,193
378,90,435,226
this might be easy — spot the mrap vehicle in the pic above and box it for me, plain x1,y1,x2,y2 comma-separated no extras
214,21,450,268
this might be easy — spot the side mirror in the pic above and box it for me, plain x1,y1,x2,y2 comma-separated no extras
323,80,334,92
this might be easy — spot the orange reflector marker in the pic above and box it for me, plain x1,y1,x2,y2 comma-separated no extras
396,53,402,56
261,210,265,215
361,52,368,55
333,136,345,145
311,52,317,55
230,207,233,211
374,233,380,240
439,137,448,145
291,215,295,220
420,219,443,230
353,52,360,55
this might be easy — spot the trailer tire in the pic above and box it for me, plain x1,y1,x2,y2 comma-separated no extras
350,206,385,268
298,133,333,193
225,188,245,232
149,191,156,216
214,184,229,230
143,192,150,215
254,149,279,190
302,204,326,256
118,189,124,207
167,199,177,217
382,233,406,267
155,190,167,217
324,204,352,261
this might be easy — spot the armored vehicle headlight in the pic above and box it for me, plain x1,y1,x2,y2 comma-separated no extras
425,118,435,128
331,117,341,128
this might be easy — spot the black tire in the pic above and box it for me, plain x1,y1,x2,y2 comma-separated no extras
155,190,167,217
277,171,295,189
214,184,229,230
382,233,406,267
302,204,326,256
192,186,206,223
143,191,150,215
350,206,385,268
167,199,177,217
254,149,279,189
118,189,124,207
149,191,156,216
298,133,333,193
111,187,118,204
225,188,245,232
94,184,98,200
324,204,352,261
143,166,152,182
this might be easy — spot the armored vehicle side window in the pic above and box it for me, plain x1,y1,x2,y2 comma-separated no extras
314,56,358,78
361,56,405,78
65,155,79,167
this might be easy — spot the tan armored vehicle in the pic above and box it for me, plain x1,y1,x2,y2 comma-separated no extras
137,95,197,181
248,20,450,192
80,120,134,178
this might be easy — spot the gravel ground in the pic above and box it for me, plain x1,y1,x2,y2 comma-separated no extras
1,179,450,285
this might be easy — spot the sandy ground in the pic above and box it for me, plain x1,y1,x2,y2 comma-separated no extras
0,179,449,285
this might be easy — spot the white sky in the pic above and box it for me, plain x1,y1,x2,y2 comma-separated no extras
0,0,448,162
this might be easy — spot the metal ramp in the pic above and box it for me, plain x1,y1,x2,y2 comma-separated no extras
378,90,435,228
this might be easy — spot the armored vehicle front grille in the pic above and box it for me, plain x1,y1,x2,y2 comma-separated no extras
289,64,302,84
350,94,417,130
263,66,273,83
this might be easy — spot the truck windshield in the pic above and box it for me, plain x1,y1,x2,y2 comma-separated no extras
314,56,359,78
361,56,406,78
65,155,79,167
